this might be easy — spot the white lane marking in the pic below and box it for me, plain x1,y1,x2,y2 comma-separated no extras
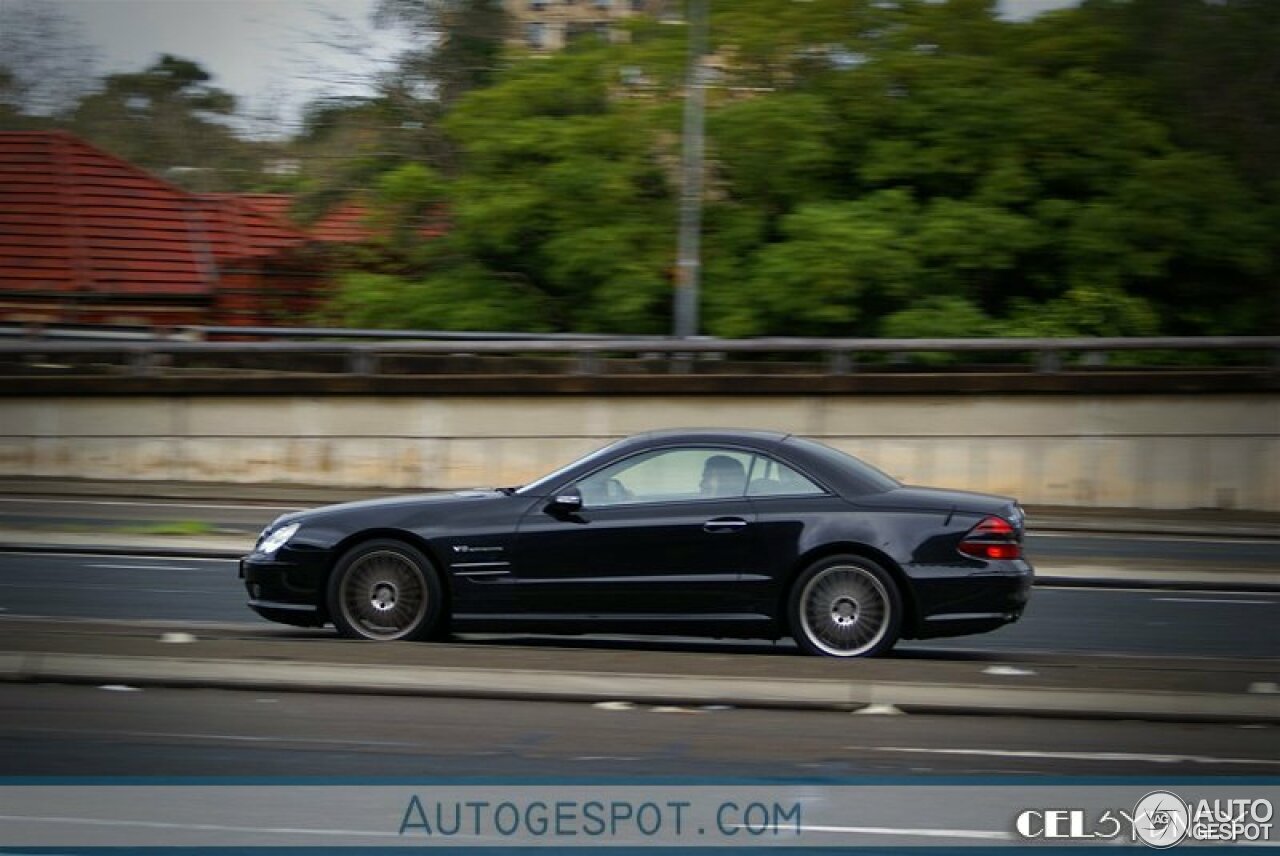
0,614,270,630
593,701,636,711
572,755,641,762
140,588,222,594
1155,597,1276,605
90,564,202,572
0,582,222,594
982,665,1037,676
852,704,904,716
4,725,427,750
799,824,1008,841
856,746,1280,766
0,551,236,562
0,814,400,840
0,497,301,512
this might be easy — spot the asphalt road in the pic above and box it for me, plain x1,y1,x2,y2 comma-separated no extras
1,551,1277,658
4,496,1276,845
2,683,1276,777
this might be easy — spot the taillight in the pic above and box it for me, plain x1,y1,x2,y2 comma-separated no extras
958,515,1021,561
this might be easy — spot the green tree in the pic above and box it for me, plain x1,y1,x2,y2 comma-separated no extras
1064,0,1280,190
375,0,510,109
701,0,1274,337
327,267,548,331
328,0,1277,337
67,55,270,192
285,95,441,223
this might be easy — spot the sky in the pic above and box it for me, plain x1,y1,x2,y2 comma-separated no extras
8,0,1079,134
6,0,413,133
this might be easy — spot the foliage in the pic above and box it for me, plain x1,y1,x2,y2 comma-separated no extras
1064,0,1280,190
327,268,549,331
324,0,1272,336
422,39,684,332
2,0,1274,336
881,296,994,339
374,0,510,108
65,55,272,192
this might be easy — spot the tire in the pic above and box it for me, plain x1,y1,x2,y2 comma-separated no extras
788,555,902,658
326,538,444,641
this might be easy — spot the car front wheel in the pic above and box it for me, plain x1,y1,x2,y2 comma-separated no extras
327,539,443,641
789,556,902,658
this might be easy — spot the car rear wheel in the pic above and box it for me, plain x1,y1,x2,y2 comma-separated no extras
327,539,443,641
789,556,902,658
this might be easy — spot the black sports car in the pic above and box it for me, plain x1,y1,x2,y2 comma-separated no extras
240,429,1032,657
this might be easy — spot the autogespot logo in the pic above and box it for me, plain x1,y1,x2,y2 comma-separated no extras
1015,791,1273,848
1132,791,1190,849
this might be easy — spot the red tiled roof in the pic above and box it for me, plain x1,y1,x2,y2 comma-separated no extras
194,193,312,262
310,202,376,244
0,132,311,298
309,201,450,244
215,192,295,223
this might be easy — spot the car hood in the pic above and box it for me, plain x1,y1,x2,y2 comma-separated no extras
267,489,506,529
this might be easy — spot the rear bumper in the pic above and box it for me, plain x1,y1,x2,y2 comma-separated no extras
907,559,1034,639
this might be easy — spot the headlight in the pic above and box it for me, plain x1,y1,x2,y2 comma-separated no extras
258,522,300,556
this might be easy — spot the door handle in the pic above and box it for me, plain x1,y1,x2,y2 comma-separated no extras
703,517,748,533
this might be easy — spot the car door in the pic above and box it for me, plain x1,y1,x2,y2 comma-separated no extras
511,446,762,617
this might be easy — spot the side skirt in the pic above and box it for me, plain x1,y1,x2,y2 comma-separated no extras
452,613,779,640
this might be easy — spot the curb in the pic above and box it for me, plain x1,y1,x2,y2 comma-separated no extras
0,542,243,560
1030,524,1280,540
1029,524,1280,537
1034,575,1280,594
2,652,1276,724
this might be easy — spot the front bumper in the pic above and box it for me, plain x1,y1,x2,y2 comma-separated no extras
240,550,329,627
908,559,1034,639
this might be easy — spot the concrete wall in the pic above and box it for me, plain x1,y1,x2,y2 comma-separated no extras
1,393,1277,510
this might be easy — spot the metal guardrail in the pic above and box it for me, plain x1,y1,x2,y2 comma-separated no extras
2,334,1277,376
186,325,666,342
0,324,651,343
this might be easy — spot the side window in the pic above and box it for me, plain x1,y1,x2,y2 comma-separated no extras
746,455,825,497
575,448,752,508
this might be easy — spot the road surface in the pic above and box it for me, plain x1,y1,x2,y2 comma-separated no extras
1,550,1276,658
1,683,1276,777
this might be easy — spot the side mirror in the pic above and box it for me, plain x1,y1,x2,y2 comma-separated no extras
548,491,583,514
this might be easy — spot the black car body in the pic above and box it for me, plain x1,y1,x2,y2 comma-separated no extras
241,429,1032,657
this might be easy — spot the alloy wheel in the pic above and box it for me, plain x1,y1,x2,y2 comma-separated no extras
797,564,892,657
338,549,428,641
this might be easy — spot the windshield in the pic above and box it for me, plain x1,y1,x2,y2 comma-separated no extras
514,438,630,496
784,437,901,494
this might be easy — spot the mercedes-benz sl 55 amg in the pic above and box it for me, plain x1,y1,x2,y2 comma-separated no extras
240,429,1032,657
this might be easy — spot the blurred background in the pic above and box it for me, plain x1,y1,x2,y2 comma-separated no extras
1,0,1276,338
0,0,1276,801
1,0,1278,507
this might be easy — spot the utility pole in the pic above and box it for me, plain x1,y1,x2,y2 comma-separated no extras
673,0,707,339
